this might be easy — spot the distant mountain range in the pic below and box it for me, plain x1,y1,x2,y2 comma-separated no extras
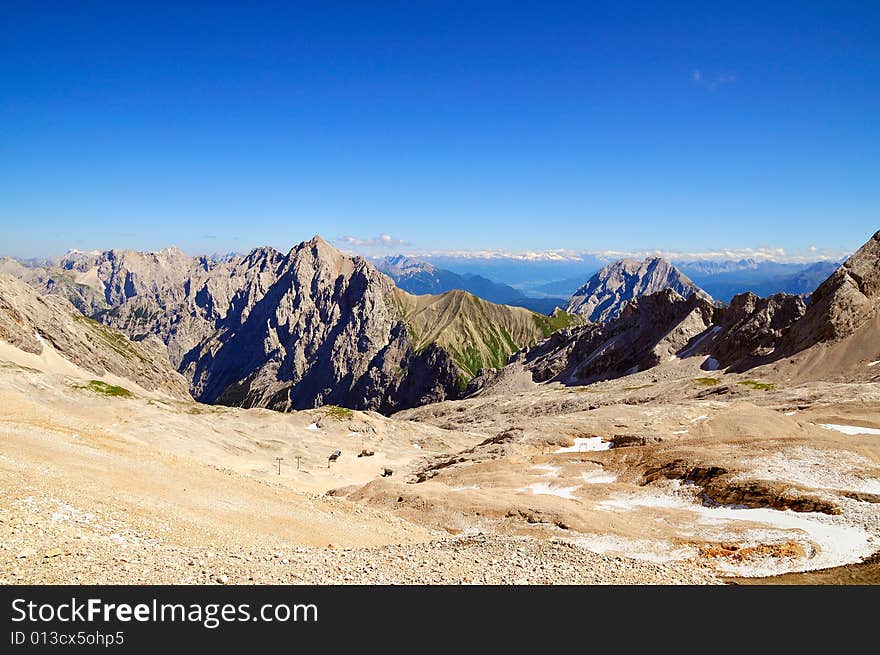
375,255,567,314
679,260,841,302
510,258,841,303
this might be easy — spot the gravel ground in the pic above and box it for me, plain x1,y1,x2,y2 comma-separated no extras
1,493,719,585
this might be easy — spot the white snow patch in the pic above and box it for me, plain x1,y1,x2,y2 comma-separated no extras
305,423,319,431
733,447,880,495
867,360,880,367
519,482,580,499
570,534,694,563
412,443,422,449
690,415,709,423
581,469,617,484
597,485,877,576
451,485,481,492
555,437,611,453
783,411,797,416
820,423,880,436
671,429,689,435
668,355,678,362
531,464,561,478
678,326,722,358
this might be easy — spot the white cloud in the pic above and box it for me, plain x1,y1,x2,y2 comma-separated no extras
386,245,848,265
336,234,411,249
691,69,736,91
333,233,847,264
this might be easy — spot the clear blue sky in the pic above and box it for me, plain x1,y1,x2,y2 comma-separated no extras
1,1,878,259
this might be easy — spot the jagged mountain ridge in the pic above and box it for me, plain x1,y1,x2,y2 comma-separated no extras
0,273,189,398
520,290,717,384
5,238,570,412
501,230,879,387
180,240,564,412
565,257,712,322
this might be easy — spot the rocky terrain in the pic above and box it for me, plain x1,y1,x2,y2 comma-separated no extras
566,257,712,322
0,274,189,398
518,289,715,384
2,493,716,585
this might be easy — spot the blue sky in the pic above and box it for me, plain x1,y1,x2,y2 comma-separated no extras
1,1,878,259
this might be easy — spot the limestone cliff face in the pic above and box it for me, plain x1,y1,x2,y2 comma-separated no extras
522,290,716,384
99,246,287,367
709,292,806,369
566,257,712,322
783,230,880,351
180,237,464,412
0,273,190,398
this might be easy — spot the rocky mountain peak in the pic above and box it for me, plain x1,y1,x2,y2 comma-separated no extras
378,255,437,277
565,257,711,322
783,229,879,351
289,235,361,278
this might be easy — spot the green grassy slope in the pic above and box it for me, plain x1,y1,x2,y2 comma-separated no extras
392,289,579,380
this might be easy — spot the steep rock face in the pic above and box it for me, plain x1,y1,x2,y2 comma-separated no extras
182,238,462,412
59,246,196,307
784,230,880,351
100,246,286,366
565,257,712,322
0,273,190,398
1,255,110,316
709,292,806,369
522,290,716,384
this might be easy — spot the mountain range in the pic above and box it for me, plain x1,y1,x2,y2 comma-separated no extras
0,238,580,413
2,231,877,416
494,230,879,388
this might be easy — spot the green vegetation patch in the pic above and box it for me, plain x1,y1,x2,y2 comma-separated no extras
694,377,721,386
71,312,148,363
322,405,354,420
76,380,134,398
737,379,777,391
622,383,655,391
532,311,581,338
451,344,486,379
